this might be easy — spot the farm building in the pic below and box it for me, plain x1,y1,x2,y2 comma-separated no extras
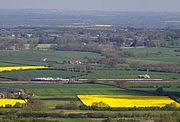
0,89,24,98
69,60,82,64
138,74,150,79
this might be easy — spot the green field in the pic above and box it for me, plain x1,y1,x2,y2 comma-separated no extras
123,47,180,63
1,68,179,81
81,69,180,80
0,83,150,98
0,50,99,80
0,49,180,81
0,70,86,80
0,50,99,66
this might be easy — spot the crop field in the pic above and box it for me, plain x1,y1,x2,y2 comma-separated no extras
0,99,26,107
0,66,48,72
78,95,180,108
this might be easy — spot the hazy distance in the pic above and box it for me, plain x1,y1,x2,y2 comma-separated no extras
0,0,180,12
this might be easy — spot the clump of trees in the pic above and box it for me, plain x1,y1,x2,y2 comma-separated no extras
156,112,180,122
0,111,179,122
156,87,164,95
17,111,157,119
91,101,110,110
79,102,180,111
0,118,59,122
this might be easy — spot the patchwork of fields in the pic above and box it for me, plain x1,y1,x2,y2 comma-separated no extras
0,48,179,122
0,49,179,80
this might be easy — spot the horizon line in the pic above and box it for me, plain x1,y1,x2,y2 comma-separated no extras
0,9,180,13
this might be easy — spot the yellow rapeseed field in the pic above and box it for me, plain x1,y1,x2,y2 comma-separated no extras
0,66,48,72
78,95,180,108
0,99,26,107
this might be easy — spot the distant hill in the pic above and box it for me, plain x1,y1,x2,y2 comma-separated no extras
0,9,180,29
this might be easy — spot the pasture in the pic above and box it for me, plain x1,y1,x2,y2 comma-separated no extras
0,83,149,98
81,69,180,80
0,50,99,66
0,67,179,81
0,50,99,80
123,47,180,63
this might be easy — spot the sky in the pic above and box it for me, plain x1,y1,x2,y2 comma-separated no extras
0,0,180,12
